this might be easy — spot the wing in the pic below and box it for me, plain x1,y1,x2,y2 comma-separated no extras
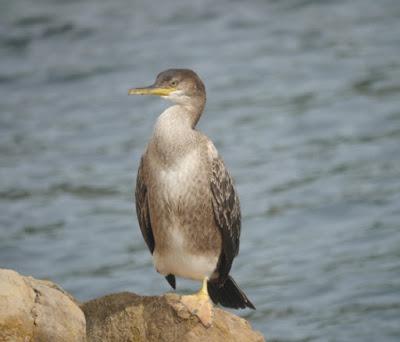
135,156,155,253
135,156,176,289
210,157,241,282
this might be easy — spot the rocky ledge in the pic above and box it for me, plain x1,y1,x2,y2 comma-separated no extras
0,268,264,342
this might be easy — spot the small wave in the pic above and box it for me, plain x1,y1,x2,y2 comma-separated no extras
1,17,93,53
14,15,52,27
45,64,122,84
0,183,121,202
23,221,64,235
0,35,31,51
270,175,317,194
50,183,121,198
0,189,32,200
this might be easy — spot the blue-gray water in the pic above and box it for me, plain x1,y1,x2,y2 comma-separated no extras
1,0,400,340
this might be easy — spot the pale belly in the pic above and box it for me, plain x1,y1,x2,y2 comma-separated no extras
153,226,219,281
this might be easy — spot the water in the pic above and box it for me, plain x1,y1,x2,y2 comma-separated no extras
1,0,400,340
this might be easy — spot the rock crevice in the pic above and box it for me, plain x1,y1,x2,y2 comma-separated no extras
30,285,42,340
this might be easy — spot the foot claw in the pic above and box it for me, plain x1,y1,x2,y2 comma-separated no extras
180,294,213,327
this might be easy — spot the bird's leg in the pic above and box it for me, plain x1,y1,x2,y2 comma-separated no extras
180,277,213,327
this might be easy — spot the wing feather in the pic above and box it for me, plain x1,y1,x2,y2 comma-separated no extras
135,156,155,254
210,157,241,282
135,156,176,289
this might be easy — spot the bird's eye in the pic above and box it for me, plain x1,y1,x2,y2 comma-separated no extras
170,80,178,87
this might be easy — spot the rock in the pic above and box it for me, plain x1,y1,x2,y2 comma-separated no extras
0,269,86,342
0,268,265,342
82,292,265,342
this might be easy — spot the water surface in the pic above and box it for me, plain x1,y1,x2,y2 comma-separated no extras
1,0,400,340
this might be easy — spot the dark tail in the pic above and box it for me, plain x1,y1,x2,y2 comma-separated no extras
208,276,255,310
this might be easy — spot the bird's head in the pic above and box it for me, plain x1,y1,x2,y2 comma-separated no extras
128,69,206,106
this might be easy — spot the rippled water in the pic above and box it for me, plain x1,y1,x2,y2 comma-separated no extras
1,0,400,340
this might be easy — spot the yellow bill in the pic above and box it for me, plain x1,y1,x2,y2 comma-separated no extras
128,86,177,96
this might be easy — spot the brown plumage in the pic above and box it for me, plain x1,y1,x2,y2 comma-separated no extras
131,69,255,310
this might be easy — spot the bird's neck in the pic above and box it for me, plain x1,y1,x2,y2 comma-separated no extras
150,104,203,164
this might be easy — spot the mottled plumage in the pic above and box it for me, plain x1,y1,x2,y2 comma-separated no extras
210,157,241,281
131,69,255,310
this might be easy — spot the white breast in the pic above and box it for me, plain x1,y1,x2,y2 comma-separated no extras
157,150,199,201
